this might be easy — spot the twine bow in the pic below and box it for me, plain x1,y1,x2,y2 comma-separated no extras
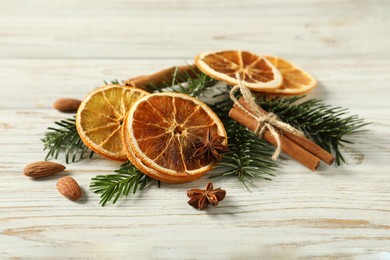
230,72,304,160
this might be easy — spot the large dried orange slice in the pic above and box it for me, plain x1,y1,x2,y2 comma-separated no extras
261,56,317,95
195,50,282,90
122,92,227,183
76,85,149,161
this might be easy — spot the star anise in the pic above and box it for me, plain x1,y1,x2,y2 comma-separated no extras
187,182,226,210
192,129,228,162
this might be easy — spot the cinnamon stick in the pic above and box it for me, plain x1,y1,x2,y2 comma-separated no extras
229,106,321,171
238,97,334,165
125,64,199,90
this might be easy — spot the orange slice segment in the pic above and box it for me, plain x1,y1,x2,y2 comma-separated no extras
123,92,227,183
195,50,282,90
262,56,317,95
76,85,149,161
122,114,179,183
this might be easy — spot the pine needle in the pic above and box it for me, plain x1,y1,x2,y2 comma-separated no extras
41,117,94,163
146,66,218,96
89,161,151,206
256,96,369,165
209,98,278,185
103,79,122,85
212,118,277,187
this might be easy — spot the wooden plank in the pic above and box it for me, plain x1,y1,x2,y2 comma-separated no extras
0,58,389,109
0,0,389,59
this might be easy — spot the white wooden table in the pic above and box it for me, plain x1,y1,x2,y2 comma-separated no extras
1,1,389,259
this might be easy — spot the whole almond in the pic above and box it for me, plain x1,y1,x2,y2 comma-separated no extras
57,176,81,201
24,161,65,178
53,98,81,112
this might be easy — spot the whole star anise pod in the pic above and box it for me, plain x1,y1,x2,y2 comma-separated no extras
187,182,226,210
192,129,228,162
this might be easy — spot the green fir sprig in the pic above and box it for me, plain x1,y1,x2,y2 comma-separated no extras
42,117,94,163
168,68,217,97
90,161,152,206
103,79,122,85
208,98,278,187
256,96,369,165
145,66,217,96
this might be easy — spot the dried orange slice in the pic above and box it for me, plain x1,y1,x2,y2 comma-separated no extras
122,92,227,183
76,85,149,161
261,56,317,95
195,50,282,90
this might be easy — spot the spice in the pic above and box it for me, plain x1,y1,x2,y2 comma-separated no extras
193,129,228,162
125,64,199,89
229,104,321,170
238,97,334,165
187,182,226,210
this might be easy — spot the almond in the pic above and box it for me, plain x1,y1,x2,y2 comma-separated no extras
24,161,65,178
53,98,81,113
57,176,82,201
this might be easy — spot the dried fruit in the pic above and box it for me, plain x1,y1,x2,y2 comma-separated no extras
187,182,226,210
193,129,228,162
57,176,82,200
262,56,317,95
195,50,282,91
76,84,149,161
53,98,82,112
122,92,227,183
23,161,65,178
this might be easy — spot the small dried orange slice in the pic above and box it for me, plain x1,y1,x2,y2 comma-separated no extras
123,92,227,183
195,50,282,90
261,56,317,95
76,85,149,161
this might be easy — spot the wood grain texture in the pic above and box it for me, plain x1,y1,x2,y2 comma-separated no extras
1,0,390,259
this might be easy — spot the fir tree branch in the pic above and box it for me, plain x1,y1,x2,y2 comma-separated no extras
206,86,368,183
89,161,152,206
147,66,218,96
209,98,278,185
41,117,94,163
103,79,122,85
173,69,217,97
256,96,369,165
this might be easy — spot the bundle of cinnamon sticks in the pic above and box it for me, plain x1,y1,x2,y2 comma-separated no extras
125,65,334,170
229,98,334,170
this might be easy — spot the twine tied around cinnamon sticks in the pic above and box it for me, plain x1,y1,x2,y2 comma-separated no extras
229,72,304,161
